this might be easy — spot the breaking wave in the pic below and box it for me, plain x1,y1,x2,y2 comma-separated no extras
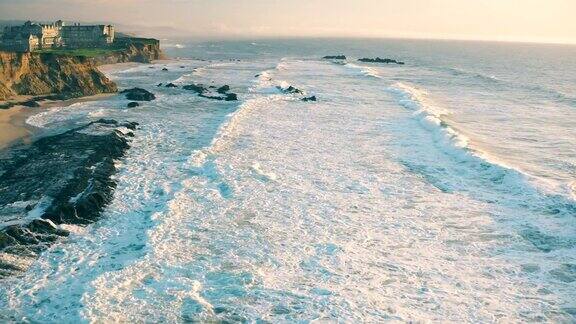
344,63,383,79
388,82,576,216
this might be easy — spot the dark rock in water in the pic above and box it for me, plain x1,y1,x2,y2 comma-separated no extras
277,85,303,94
0,119,137,277
162,67,168,71
301,96,317,102
165,83,178,88
254,74,260,78
183,83,207,94
225,93,238,101
358,57,405,65
184,83,238,101
180,66,185,68
127,101,140,108
323,55,346,60
217,85,230,94
120,87,156,101
21,100,40,107
157,83,163,87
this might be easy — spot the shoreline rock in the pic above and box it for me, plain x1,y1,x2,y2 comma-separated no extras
0,119,137,277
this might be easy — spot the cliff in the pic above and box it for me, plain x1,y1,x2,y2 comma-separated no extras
0,51,117,101
90,38,164,66
0,38,163,103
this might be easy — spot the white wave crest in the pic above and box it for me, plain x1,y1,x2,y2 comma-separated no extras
388,81,576,205
345,63,383,79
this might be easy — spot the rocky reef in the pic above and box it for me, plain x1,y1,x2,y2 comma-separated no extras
0,119,137,277
183,83,238,101
358,57,405,65
0,51,117,101
323,55,347,60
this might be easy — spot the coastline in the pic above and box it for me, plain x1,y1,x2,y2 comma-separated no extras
0,93,117,150
0,59,165,151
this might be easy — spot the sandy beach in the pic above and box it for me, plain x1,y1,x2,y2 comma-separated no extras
0,106,33,149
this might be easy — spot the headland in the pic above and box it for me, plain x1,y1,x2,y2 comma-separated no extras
0,20,164,148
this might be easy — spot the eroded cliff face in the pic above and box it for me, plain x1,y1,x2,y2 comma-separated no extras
90,39,165,66
0,51,117,101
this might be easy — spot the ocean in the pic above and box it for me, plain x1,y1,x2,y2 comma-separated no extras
1,38,575,322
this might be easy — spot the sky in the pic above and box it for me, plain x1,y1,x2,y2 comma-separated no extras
0,0,575,44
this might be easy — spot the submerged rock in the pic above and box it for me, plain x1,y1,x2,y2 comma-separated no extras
162,67,169,71
0,119,137,277
120,87,156,101
165,83,178,88
127,101,140,108
323,55,346,60
156,83,163,87
358,57,405,65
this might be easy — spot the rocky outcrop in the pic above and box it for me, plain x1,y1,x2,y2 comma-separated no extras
120,87,156,101
277,84,318,102
89,38,164,66
183,83,238,101
277,85,303,94
0,51,117,101
358,57,405,65
0,119,137,277
302,96,317,102
323,55,346,60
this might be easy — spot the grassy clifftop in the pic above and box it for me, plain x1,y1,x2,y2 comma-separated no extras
0,38,164,103
34,37,164,65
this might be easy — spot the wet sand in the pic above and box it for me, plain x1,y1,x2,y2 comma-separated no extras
0,107,33,149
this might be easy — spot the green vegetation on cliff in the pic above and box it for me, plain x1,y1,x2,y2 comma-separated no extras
0,37,163,102
35,48,124,58
34,37,163,64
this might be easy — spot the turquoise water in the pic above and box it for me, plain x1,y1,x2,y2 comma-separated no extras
1,39,575,322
